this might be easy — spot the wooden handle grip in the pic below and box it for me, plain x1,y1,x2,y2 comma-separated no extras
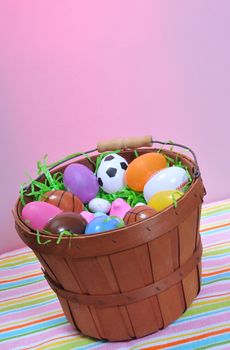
97,136,152,152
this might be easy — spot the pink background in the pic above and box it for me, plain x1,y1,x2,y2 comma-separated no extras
1,1,230,253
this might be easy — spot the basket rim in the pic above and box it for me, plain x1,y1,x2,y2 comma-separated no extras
13,148,204,242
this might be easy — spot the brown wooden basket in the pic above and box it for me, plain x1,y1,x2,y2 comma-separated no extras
13,136,206,341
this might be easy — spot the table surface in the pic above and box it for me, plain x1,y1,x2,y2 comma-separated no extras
1,199,230,350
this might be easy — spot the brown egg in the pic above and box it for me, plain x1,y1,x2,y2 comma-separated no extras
124,205,157,225
45,212,87,235
40,190,84,213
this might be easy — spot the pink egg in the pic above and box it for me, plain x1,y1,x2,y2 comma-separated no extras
22,201,62,230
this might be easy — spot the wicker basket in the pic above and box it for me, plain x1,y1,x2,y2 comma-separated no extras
13,137,206,341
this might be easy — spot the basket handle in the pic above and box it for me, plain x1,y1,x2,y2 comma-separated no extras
97,136,153,152
97,136,200,179
152,140,200,179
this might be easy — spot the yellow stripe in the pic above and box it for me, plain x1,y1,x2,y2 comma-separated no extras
0,255,36,266
202,204,230,215
1,290,53,307
0,251,35,262
190,295,230,307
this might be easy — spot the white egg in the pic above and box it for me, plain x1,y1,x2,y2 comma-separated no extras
96,153,128,194
135,202,146,207
144,166,189,202
88,198,111,213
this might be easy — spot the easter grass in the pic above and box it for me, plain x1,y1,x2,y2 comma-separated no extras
20,146,192,245
36,229,79,247
20,151,143,245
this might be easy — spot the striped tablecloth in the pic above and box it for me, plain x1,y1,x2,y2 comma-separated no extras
1,199,230,349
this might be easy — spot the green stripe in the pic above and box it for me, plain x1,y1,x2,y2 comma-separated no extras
203,247,230,257
202,277,230,286
202,202,230,210
0,278,44,291
0,294,55,312
0,258,36,268
184,300,230,317
202,208,230,216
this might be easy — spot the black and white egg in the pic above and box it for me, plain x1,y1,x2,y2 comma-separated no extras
97,154,128,194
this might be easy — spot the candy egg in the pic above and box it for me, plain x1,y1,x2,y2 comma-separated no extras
96,153,128,194
124,205,157,224
63,164,99,203
144,166,189,202
40,190,84,213
109,198,131,219
80,211,95,223
88,198,111,214
22,201,62,230
126,152,167,191
45,212,87,235
148,190,184,211
85,215,124,235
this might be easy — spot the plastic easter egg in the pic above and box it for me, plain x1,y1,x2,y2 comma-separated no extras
126,153,167,191
85,215,124,235
148,190,184,211
63,164,99,203
40,190,84,213
45,212,87,235
22,201,62,230
88,198,111,214
109,198,131,219
124,205,157,224
97,153,128,193
144,166,189,202
135,202,147,207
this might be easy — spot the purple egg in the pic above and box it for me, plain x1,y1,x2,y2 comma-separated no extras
63,164,99,203
22,201,62,230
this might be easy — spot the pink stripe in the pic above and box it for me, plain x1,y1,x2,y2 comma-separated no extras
0,281,47,299
202,235,229,247
202,199,230,209
201,214,230,225
0,266,40,279
199,282,230,296
202,256,230,268
0,300,60,324
0,248,31,260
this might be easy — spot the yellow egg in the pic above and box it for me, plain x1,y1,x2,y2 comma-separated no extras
147,190,184,211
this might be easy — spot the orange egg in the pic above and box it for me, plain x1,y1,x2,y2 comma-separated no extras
125,152,167,191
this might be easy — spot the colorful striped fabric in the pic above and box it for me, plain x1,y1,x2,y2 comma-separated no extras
1,199,230,349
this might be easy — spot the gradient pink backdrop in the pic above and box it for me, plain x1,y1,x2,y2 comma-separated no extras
1,1,230,253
